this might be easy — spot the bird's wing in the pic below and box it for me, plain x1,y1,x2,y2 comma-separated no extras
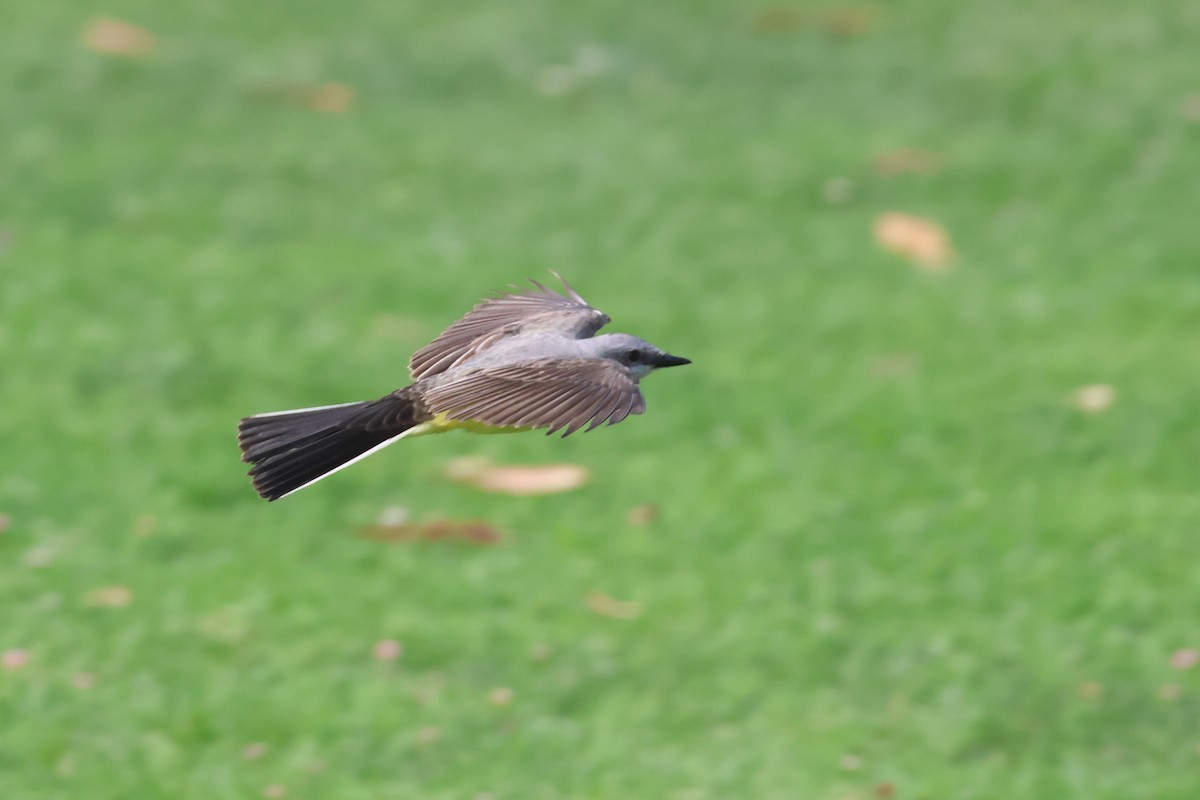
422,358,646,436
408,274,610,380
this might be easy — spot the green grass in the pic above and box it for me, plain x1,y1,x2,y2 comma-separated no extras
4,0,1200,797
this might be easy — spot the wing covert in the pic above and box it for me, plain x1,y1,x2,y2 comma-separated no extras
409,274,610,380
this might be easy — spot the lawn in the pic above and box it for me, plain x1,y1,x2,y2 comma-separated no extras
3,1,1199,797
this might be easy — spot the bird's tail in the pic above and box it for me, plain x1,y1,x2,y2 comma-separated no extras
237,393,426,501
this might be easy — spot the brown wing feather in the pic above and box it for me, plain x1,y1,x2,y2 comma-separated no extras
422,358,645,437
409,277,610,380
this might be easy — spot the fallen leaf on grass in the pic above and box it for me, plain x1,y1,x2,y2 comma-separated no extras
0,513,9,534
373,639,403,661
752,6,804,33
626,504,659,525
753,5,879,37
1070,384,1115,413
820,6,879,36
585,591,641,619
487,686,514,706
874,783,896,799
247,82,356,113
1171,649,1198,670
262,785,286,799
82,18,155,57
71,672,95,689
305,82,355,113
444,457,589,496
358,518,503,546
873,147,944,176
2,649,30,671
874,212,953,272
1077,680,1102,699
84,586,134,608
1159,683,1182,701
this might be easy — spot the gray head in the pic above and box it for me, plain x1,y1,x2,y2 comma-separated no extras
588,333,691,380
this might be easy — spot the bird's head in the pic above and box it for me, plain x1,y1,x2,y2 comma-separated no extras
592,333,691,379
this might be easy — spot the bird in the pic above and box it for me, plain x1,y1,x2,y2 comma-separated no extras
237,273,691,501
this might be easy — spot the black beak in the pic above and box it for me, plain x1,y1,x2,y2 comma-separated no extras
653,353,691,368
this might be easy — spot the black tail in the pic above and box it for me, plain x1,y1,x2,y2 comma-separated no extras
237,391,429,501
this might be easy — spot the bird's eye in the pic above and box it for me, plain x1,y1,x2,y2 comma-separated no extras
628,349,642,363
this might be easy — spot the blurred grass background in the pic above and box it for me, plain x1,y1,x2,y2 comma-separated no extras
3,0,1200,797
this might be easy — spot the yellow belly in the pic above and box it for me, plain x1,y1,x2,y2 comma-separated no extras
424,412,532,435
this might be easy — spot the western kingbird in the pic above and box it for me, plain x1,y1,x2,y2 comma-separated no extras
237,273,690,500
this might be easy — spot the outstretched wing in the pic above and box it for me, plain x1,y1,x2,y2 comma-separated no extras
408,273,610,380
422,358,646,436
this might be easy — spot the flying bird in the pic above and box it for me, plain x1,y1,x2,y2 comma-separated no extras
237,273,690,500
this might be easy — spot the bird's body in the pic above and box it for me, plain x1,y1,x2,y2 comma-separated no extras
238,274,689,500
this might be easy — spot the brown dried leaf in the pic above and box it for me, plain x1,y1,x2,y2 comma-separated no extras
487,686,514,706
444,457,589,496
874,784,897,799
1171,649,1199,670
1070,384,1115,413
84,586,134,608
585,590,641,619
1077,680,1102,699
874,212,953,272
358,518,503,546
0,513,9,534
247,82,356,114
873,147,944,176
752,6,805,33
753,6,878,37
821,6,879,37
373,639,403,661
82,18,155,57
1,649,30,672
305,83,355,113
626,504,659,525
